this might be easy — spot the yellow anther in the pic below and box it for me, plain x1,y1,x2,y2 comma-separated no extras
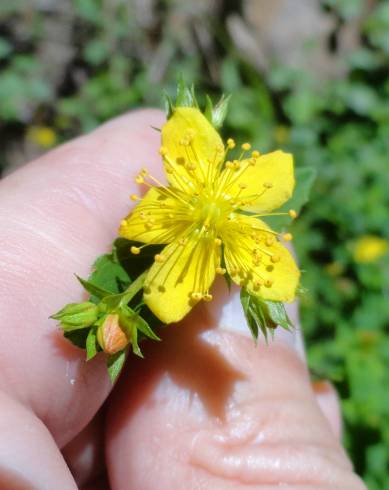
227,138,236,149
176,156,185,165
238,182,247,190
203,293,213,302
241,142,251,151
251,150,260,158
145,221,154,229
265,236,275,246
140,168,148,177
216,143,224,153
159,146,168,156
158,285,166,293
253,279,263,289
179,238,187,246
154,254,165,263
265,278,273,288
216,267,226,275
130,246,141,255
191,292,202,301
130,194,140,201
288,209,298,219
249,158,256,166
271,255,281,263
180,137,190,146
283,233,293,241
263,182,273,189
233,160,241,170
226,161,234,169
187,162,196,171
135,175,144,184
214,238,222,246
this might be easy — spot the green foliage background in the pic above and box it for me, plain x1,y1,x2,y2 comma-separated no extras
1,1,389,486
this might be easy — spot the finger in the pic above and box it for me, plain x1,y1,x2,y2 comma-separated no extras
0,109,165,447
313,380,342,439
62,408,106,488
0,391,77,490
106,284,366,489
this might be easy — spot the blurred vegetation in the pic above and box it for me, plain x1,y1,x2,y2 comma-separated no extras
1,0,389,486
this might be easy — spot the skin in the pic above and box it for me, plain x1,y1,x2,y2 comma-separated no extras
0,110,366,489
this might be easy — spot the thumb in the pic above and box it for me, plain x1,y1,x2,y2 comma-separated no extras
106,284,366,490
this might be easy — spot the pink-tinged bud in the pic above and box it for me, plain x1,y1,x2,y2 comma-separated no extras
97,314,129,355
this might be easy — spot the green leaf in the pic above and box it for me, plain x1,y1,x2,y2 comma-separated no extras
88,252,131,296
265,167,316,230
63,329,89,349
107,350,127,383
86,327,98,360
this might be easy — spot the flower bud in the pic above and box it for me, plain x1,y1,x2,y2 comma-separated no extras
51,302,98,329
97,314,130,355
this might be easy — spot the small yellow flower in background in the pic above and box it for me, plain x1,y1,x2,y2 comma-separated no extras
353,235,389,264
120,107,300,323
27,126,57,148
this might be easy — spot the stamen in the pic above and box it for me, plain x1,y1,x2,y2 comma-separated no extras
155,254,165,263
251,150,260,158
241,142,251,151
203,293,213,302
130,246,141,255
288,209,298,219
283,233,293,241
227,138,236,149
191,292,202,301
216,267,226,275
130,194,140,201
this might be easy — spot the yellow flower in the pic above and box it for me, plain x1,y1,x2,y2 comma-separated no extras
119,107,300,323
353,235,388,264
27,126,57,148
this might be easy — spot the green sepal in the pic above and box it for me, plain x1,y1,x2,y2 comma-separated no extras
51,301,98,328
163,91,174,119
132,312,161,341
76,276,112,301
212,94,231,129
107,350,127,383
240,289,293,342
176,76,196,108
86,326,98,360
204,93,231,129
130,325,144,358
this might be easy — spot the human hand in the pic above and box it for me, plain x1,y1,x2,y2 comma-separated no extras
0,110,366,489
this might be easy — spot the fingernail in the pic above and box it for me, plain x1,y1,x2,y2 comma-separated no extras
206,280,306,362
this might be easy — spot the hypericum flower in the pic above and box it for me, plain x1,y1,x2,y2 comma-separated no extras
119,107,300,323
352,235,388,264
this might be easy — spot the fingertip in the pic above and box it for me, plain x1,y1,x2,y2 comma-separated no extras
313,380,343,439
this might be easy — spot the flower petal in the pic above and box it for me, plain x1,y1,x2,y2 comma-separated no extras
144,236,220,323
222,150,294,213
161,107,224,189
222,215,300,302
119,188,191,244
